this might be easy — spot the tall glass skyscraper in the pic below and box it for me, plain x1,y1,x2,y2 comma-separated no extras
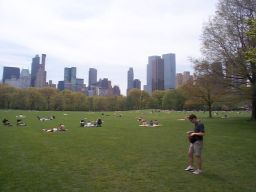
30,55,40,87
162,53,176,90
147,56,164,94
31,54,47,87
127,67,134,94
146,53,176,94
88,68,97,88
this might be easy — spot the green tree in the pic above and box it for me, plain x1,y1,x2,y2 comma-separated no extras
39,87,57,110
150,90,166,109
127,89,150,110
12,89,30,109
162,89,185,110
0,84,16,109
201,0,256,119
26,88,46,110
186,61,227,117
52,91,65,111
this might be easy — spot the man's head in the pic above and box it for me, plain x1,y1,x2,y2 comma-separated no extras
188,114,197,123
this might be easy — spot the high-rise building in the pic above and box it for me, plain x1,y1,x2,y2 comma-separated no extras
64,67,76,83
76,78,85,92
127,67,134,94
145,53,176,94
162,53,176,90
147,56,164,94
31,54,47,88
64,67,77,91
31,55,40,87
88,68,97,88
133,79,141,89
58,81,65,91
2,67,20,83
176,71,193,87
19,69,31,89
113,85,121,96
35,66,47,88
176,73,183,87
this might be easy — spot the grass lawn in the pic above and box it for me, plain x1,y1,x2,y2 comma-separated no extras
0,110,256,192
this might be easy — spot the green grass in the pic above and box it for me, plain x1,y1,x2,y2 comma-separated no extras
0,110,256,192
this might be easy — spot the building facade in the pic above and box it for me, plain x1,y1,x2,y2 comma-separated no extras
88,68,97,88
31,54,47,88
145,53,176,94
163,53,176,90
2,67,20,83
127,67,134,94
133,79,141,89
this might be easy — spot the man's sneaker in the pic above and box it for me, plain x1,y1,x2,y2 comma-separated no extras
192,169,202,175
184,165,194,172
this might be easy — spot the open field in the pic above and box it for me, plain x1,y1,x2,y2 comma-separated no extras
0,110,256,192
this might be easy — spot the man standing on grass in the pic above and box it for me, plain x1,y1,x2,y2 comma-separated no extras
184,114,205,175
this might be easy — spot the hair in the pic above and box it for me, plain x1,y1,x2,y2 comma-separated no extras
188,114,197,120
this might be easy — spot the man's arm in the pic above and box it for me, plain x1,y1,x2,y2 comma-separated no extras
191,132,205,136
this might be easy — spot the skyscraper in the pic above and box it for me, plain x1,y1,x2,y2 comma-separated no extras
31,55,40,87
88,68,97,88
2,67,20,83
64,67,77,91
133,79,141,89
147,56,164,94
127,67,134,94
31,54,47,87
145,53,176,94
19,69,31,89
162,53,176,89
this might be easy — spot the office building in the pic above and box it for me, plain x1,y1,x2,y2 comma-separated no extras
133,79,141,89
31,54,47,88
127,67,134,94
31,55,40,87
2,67,20,83
163,53,176,89
88,68,97,88
145,53,176,94
19,69,31,89
64,67,77,91
176,71,193,87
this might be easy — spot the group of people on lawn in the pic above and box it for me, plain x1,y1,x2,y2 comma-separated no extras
2,112,205,175
2,118,27,126
80,118,102,127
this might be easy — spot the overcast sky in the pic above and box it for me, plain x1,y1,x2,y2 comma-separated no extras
0,0,218,95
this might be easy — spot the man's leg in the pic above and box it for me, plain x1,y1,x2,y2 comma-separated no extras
185,144,195,171
192,141,203,174
195,155,202,170
188,144,194,166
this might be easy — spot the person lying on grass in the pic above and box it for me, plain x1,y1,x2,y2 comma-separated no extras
139,119,160,127
2,118,12,126
42,124,67,132
16,119,27,126
83,119,103,127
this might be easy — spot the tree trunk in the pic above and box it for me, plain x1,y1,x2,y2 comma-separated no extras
208,102,212,118
251,84,256,120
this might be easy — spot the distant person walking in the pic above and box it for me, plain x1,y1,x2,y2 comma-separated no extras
184,114,205,175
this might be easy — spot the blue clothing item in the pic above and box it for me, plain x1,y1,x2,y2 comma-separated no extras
193,122,205,141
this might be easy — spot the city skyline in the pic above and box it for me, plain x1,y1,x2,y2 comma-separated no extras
0,0,218,94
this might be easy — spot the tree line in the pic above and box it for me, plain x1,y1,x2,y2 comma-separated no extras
0,83,248,113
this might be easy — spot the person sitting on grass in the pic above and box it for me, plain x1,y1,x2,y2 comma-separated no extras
16,119,27,126
96,118,102,127
2,118,12,126
80,119,86,127
42,124,67,132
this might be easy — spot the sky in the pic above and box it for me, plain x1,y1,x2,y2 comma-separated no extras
0,0,218,95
